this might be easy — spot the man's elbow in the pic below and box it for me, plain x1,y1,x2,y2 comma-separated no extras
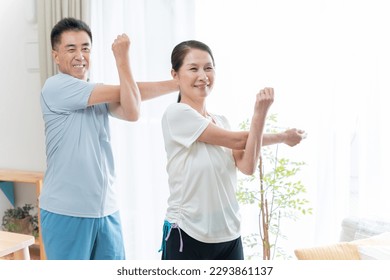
126,115,139,122
123,109,140,122
129,113,140,122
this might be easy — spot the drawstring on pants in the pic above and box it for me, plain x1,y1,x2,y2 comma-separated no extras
159,220,183,258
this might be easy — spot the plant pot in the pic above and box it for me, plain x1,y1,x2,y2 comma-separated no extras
4,216,34,235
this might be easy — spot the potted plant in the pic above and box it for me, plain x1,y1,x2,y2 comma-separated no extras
1,204,38,237
236,114,312,260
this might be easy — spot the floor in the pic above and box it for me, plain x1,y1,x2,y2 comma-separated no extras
0,243,41,260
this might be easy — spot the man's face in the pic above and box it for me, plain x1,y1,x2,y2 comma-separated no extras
52,30,91,81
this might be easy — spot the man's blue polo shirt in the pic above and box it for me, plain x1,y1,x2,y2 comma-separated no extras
40,73,118,218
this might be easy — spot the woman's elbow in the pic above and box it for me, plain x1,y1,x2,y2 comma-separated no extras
233,138,247,150
239,165,257,176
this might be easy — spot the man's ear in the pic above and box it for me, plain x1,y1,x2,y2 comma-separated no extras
52,50,60,64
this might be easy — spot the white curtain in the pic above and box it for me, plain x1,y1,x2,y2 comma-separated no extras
307,0,390,243
90,0,195,259
193,0,390,251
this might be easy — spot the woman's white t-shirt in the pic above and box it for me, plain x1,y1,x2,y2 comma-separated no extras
162,103,241,243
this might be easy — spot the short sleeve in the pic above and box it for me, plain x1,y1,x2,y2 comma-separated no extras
213,114,231,130
163,103,210,148
41,73,96,113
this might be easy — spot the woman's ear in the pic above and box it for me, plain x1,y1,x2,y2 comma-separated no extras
171,69,178,80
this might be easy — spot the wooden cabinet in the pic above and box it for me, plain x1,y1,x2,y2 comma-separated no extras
0,169,46,260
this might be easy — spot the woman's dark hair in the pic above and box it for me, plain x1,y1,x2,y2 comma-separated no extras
171,40,215,102
51,17,93,50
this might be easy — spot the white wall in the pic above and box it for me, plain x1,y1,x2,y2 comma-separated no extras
0,0,46,217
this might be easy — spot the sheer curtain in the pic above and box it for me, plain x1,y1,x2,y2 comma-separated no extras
90,0,195,259
297,0,390,243
194,0,390,251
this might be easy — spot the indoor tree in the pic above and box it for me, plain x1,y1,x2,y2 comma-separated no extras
236,115,312,260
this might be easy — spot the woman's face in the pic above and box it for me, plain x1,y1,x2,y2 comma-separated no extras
173,48,215,101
